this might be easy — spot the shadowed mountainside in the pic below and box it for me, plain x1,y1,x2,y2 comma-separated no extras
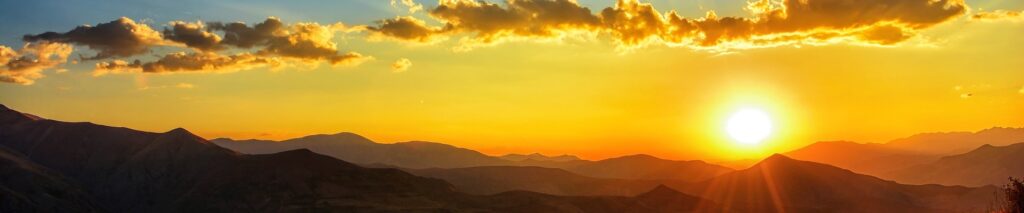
0,104,720,212
214,135,734,182
0,146,100,212
886,143,1024,187
406,166,688,196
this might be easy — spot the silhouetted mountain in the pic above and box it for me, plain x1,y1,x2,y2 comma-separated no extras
212,135,509,169
0,104,466,211
455,186,718,213
214,135,734,182
0,146,99,212
406,166,687,196
501,153,581,162
785,141,938,177
686,154,998,212
0,104,720,212
886,127,1024,155
886,143,1024,187
561,154,733,182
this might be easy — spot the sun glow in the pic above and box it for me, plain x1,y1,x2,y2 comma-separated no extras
726,108,773,145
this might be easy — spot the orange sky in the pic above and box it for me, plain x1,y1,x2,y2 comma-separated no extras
1,0,1023,161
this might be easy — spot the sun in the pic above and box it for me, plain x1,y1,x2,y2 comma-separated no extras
725,108,773,145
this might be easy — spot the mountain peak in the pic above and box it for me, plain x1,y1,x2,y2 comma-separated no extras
166,127,193,135
161,127,205,141
297,132,374,144
641,184,682,197
616,154,661,161
757,153,794,165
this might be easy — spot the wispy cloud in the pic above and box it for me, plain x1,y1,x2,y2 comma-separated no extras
972,10,1024,22
391,58,412,72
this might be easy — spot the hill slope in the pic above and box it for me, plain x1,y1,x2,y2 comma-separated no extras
687,154,998,212
785,141,937,177
0,146,99,212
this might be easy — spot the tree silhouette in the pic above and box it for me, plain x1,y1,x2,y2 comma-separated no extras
999,177,1024,213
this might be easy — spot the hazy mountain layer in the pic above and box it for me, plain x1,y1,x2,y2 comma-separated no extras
214,135,734,182
886,143,1024,187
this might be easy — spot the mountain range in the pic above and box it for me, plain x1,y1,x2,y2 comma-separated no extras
500,153,581,162
0,104,719,212
213,135,733,182
887,143,1024,186
408,154,1000,212
0,103,1015,212
785,128,1024,186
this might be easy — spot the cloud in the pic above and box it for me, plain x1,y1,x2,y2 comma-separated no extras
176,83,194,89
1019,86,1024,95
23,17,165,59
972,10,1024,21
370,0,968,50
164,21,223,51
368,16,444,42
10,16,371,83
429,0,601,48
93,52,282,75
391,58,412,72
258,20,367,64
193,17,370,65
0,42,73,85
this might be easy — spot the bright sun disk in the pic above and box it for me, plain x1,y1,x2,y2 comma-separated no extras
726,108,773,145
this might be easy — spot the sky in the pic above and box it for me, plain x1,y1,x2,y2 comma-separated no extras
1,0,1023,161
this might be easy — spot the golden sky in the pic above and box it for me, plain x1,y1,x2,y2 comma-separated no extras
1,0,1023,161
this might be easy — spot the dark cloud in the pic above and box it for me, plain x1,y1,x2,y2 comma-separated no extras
12,16,369,81
368,16,442,42
0,42,73,85
23,17,165,59
207,18,284,48
81,17,368,76
93,52,281,75
163,21,223,51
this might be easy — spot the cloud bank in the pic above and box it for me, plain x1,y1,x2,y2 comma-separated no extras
21,17,369,77
4,0,1016,85
371,0,968,50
